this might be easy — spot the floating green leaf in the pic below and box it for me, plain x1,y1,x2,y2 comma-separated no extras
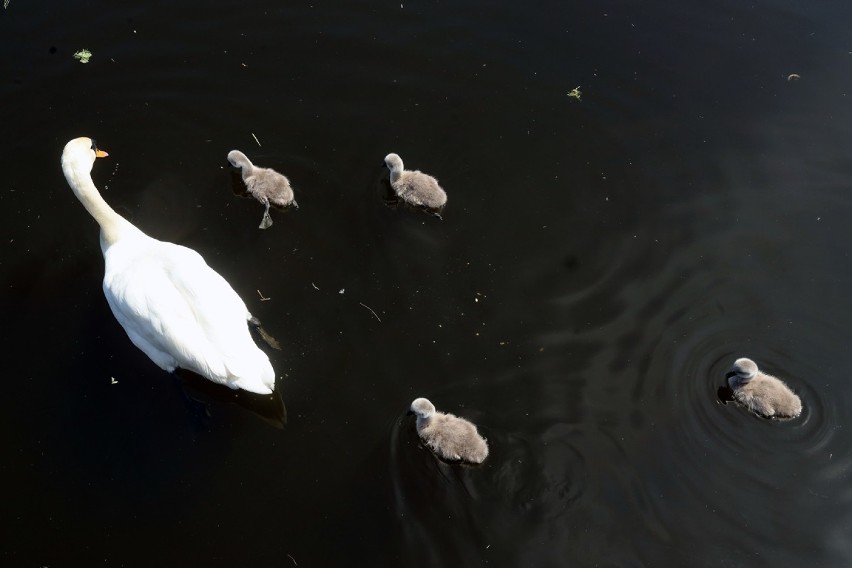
567,86,582,101
73,49,93,64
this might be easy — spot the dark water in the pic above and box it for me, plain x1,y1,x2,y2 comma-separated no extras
3,0,852,565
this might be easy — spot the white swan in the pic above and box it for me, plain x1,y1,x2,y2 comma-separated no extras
384,153,447,210
727,358,802,418
410,398,489,464
227,150,297,229
62,137,276,394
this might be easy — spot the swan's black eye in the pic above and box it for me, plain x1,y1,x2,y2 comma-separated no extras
91,139,98,151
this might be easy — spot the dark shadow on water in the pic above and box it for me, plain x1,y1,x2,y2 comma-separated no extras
717,385,734,404
379,175,399,206
310,429,403,566
229,168,250,197
176,368,287,429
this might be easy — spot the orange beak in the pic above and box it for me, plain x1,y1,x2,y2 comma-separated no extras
95,149,109,158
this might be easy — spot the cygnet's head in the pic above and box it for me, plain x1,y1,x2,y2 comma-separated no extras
62,137,109,174
410,397,436,418
227,150,252,169
384,153,404,172
730,357,759,382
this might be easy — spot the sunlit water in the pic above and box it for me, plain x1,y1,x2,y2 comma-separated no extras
2,0,852,565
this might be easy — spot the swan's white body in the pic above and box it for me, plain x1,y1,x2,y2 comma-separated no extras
62,137,275,394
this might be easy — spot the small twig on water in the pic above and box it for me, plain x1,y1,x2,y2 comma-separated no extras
311,282,320,291
287,553,298,566
257,289,270,301
251,132,262,147
359,301,382,322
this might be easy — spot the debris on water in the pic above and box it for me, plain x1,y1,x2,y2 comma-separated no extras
73,49,92,63
251,132,262,147
787,73,801,81
339,288,345,294
257,289,270,301
311,282,320,291
4,0,11,10
359,301,382,322
110,377,118,384
567,86,582,100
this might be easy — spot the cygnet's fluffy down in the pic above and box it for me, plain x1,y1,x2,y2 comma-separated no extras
410,397,488,464
384,153,447,210
227,150,297,229
727,357,803,418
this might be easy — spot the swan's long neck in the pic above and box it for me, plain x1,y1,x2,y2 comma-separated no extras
239,161,255,182
63,155,140,248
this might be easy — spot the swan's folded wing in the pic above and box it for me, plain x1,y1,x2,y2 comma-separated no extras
103,241,272,388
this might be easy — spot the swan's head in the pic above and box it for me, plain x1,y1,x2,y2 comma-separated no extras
62,137,109,173
384,153,404,172
410,397,436,418
227,150,252,170
728,357,759,383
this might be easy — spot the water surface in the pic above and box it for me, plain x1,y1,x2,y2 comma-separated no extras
2,0,852,565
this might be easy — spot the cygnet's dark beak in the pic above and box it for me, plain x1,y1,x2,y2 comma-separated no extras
405,409,415,416
381,161,388,169
724,371,737,380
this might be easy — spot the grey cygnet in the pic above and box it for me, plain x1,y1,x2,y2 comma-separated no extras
227,150,297,229
384,153,447,210
727,357,803,418
410,397,489,464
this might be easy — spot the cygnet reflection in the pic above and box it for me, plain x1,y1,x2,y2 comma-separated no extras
227,150,298,229
384,153,447,212
410,397,488,464
726,357,803,419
